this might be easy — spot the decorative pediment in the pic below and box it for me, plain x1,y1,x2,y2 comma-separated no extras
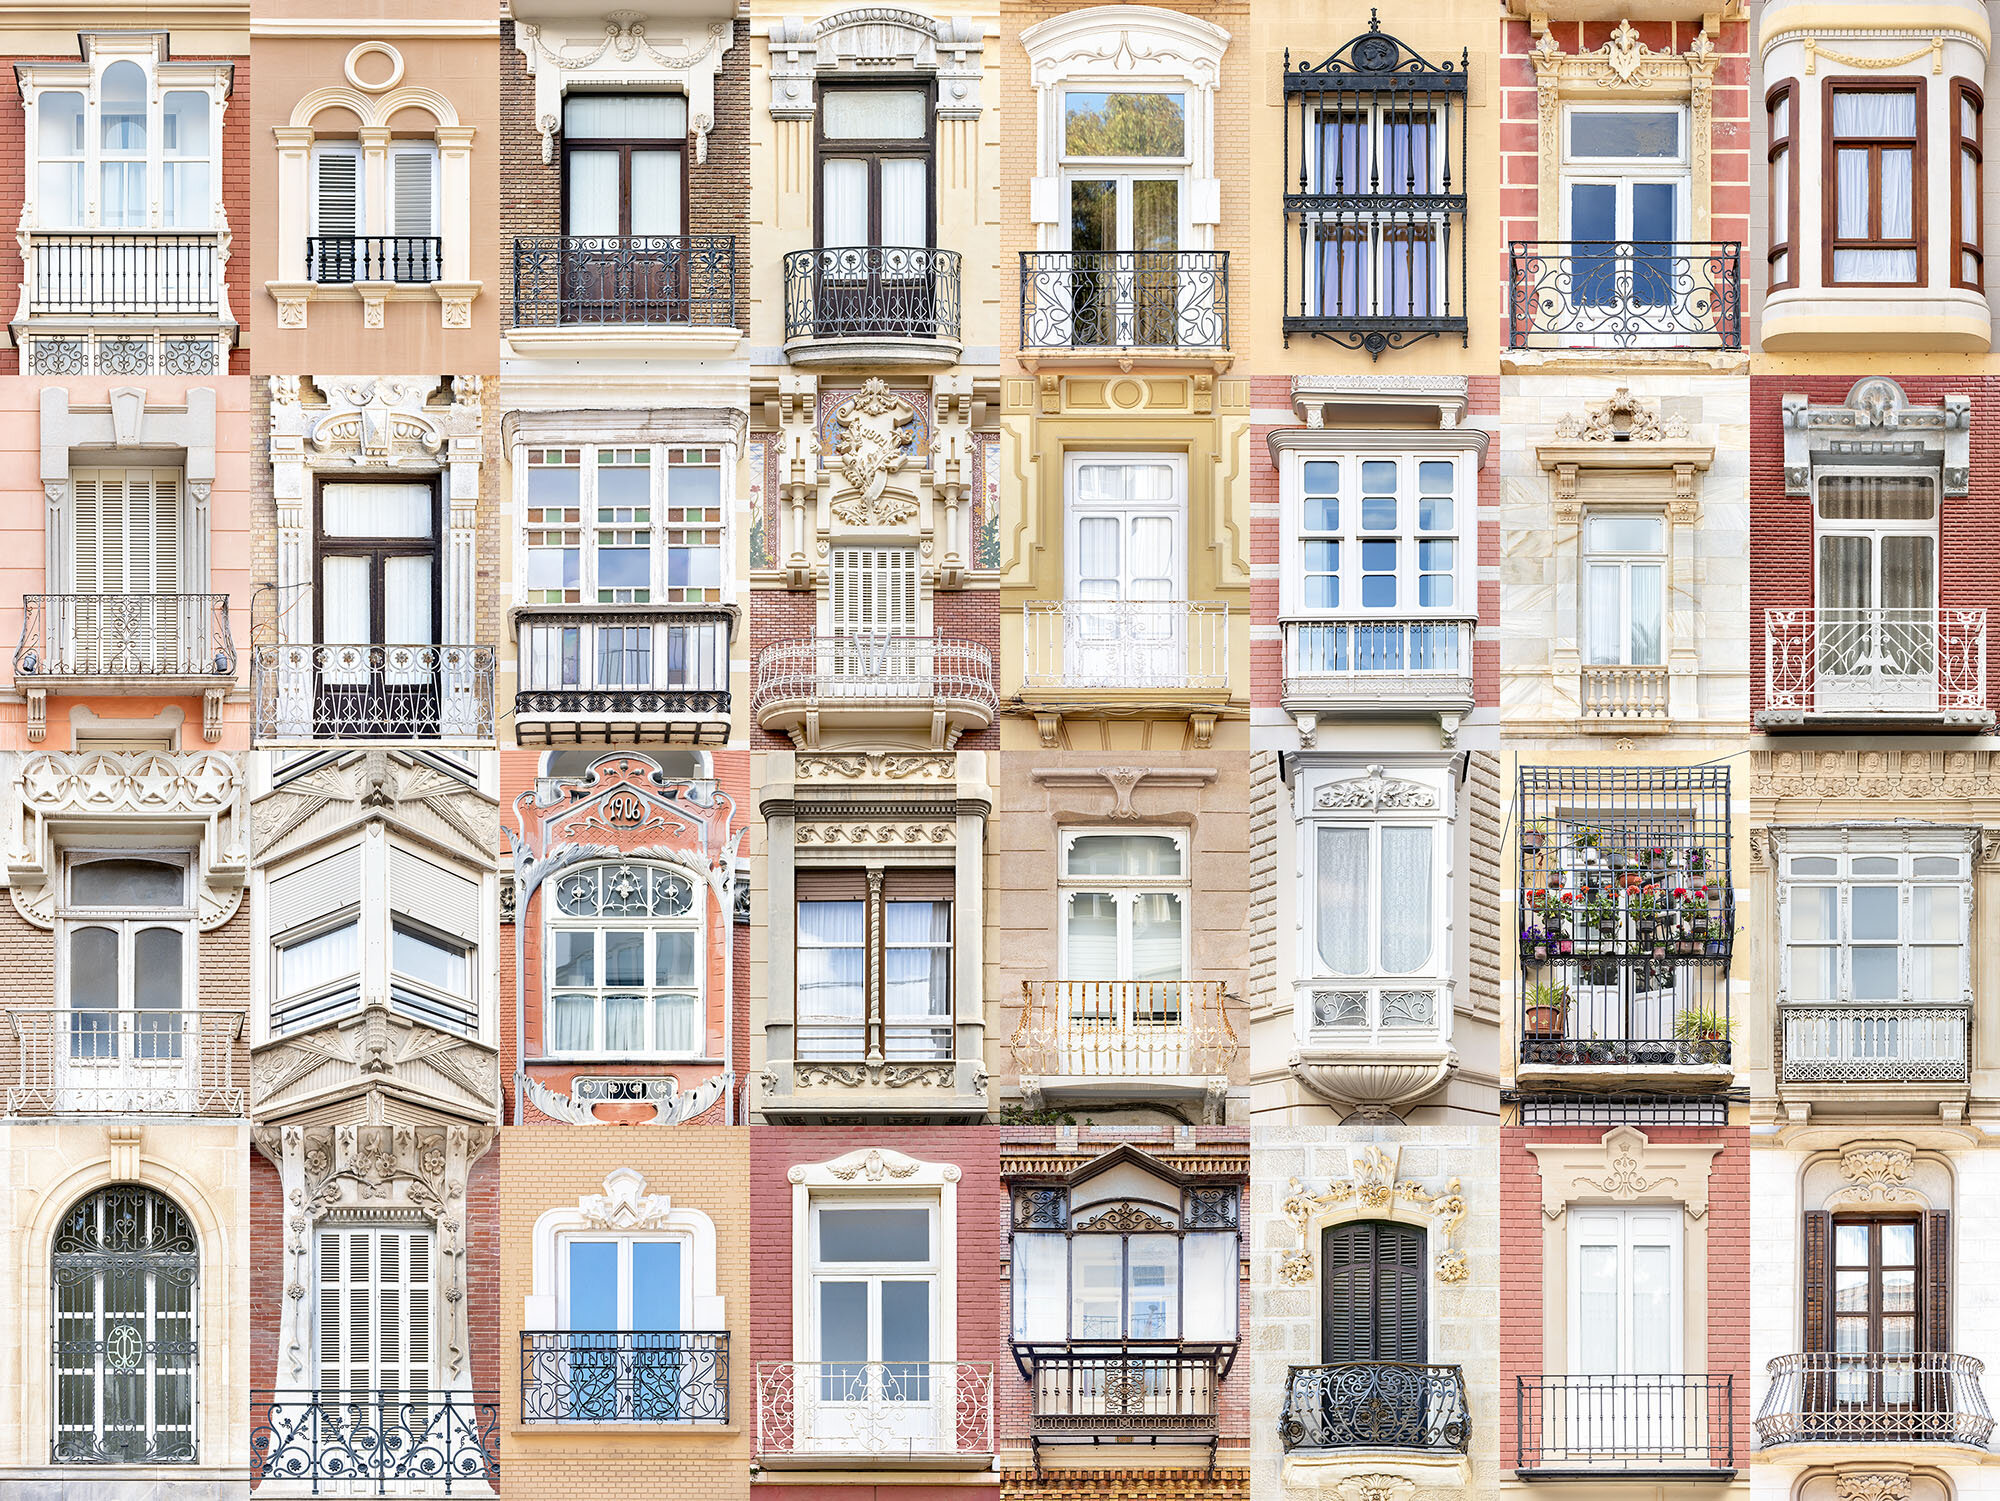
1020,6,1230,89
769,7,985,120
1279,1144,1468,1285
1531,20,1716,94
1554,387,1689,443
1781,377,1971,495
512,14,733,165
1840,1147,1919,1203
251,999,500,1124
578,1166,677,1229
255,751,499,870
1313,765,1438,812
1526,1125,1721,1223
791,1144,960,1187
519,1070,729,1126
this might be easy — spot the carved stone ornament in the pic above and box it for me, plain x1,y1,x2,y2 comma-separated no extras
578,1167,678,1230
1780,378,1970,497
1835,1475,1913,1501
255,752,499,869
1313,764,1438,812
1553,387,1690,443
1279,1144,1468,1286
798,752,957,783
827,1147,921,1182
768,9,985,122
1527,1126,1720,1223
793,1059,961,1091
512,17,733,166
518,1070,729,1126
253,998,500,1123
1841,1147,1917,1202
829,380,919,523
1331,1477,1416,1501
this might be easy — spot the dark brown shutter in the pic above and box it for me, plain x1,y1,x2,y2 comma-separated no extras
1380,1223,1427,1363
1319,1222,1426,1364
796,869,868,899
883,868,956,900
1802,1211,1830,1352
1927,1210,1951,1353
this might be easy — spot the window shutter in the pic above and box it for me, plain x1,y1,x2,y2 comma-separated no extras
1927,1210,1951,1353
832,547,919,635
148,472,183,592
390,846,481,944
269,848,362,936
71,474,100,593
319,1227,434,1409
1379,1222,1428,1363
313,148,360,237
796,870,868,900
1319,1223,1372,1364
1802,1211,1830,1352
390,148,436,238
318,1228,367,1404
883,869,956,901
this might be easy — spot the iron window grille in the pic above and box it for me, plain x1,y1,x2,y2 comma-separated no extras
1505,1088,1744,1127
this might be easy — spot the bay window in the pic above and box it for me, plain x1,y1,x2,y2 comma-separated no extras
1955,83,1984,290
1782,844,1968,1005
1769,84,1796,290
544,861,703,1059
1583,513,1665,667
796,872,952,1062
29,53,220,232
1827,82,1923,285
1010,1187,1239,1345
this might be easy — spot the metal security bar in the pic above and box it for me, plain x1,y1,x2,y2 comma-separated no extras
1507,242,1743,349
755,1361,994,1460
519,1332,728,1424
1021,600,1230,692
1284,16,1469,356
750,637,997,714
16,594,234,680
1756,1353,1993,1447
1779,1003,1972,1083
1516,1374,1735,1471
1515,766,1733,1071
1279,1363,1469,1453
1019,251,1229,351
1011,980,1237,1079
783,247,963,343
251,1390,499,1493
307,236,442,285
512,235,737,327
26,234,224,315
1508,1090,1741,1127
1762,609,1988,718
6,1009,247,1117
251,643,496,742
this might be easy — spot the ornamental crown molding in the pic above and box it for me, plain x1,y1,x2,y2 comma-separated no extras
268,375,483,474
1020,6,1230,88
579,1166,676,1229
1029,764,1217,819
1532,19,1716,92
254,750,500,870
769,7,986,121
1312,764,1437,812
518,1070,730,1126
1839,1146,1919,1203
1552,387,1690,443
1835,1476,1913,1501
1279,1144,1469,1287
1526,1125,1721,1222
512,15,733,165
789,1144,960,1186
1285,374,1481,435
1752,748,2000,804
1781,377,1971,495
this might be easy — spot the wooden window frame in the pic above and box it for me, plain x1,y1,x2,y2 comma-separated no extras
1954,80,1984,291
311,475,445,648
1822,77,1927,289
559,96,690,240
795,869,954,1062
812,80,938,250
1768,81,1798,290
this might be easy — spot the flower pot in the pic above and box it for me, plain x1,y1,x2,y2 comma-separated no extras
1525,1005,1567,1037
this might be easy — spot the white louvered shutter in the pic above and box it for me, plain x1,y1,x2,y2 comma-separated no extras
391,147,437,282
269,848,363,936
831,547,920,690
312,147,361,238
318,1227,434,1411
68,470,182,672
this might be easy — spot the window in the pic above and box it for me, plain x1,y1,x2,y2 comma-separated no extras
545,861,702,1058
1583,513,1665,666
163,91,211,230
1569,1207,1681,1378
391,922,473,1035
316,1226,433,1407
1290,455,1459,615
317,481,440,648
67,469,185,672
525,450,582,604
275,919,360,1033
830,545,920,639
1310,819,1435,980
1061,89,1187,344
53,1187,197,1464
810,1199,935,1402
1769,84,1797,290
1009,1186,1238,1344
1783,846,1966,1004
1059,830,1187,995
596,449,653,603
1562,105,1688,310
1955,83,1984,290
99,60,146,229
39,92,86,228
564,94,686,237
61,854,192,1066
1813,471,1938,699
665,450,724,603
1826,82,1923,285
558,1232,688,1420
1826,1217,1924,1406
310,139,439,283
1320,1221,1424,1363
796,874,952,1063
817,85,933,250
525,445,723,609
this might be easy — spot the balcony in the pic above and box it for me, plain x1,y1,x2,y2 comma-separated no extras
251,643,496,744
251,1389,499,1495
754,1361,994,1467
519,1332,728,1425
1015,1345,1223,1462
1507,242,1743,356
783,246,962,367
5,1009,246,1117
1756,1353,1993,1450
514,609,732,745
1516,1374,1736,1477
509,235,740,358
1290,982,1457,1118
1759,609,1992,730
1280,617,1475,744
16,231,232,376
1581,664,1670,725
1011,980,1236,1116
308,235,442,286
1281,1363,1469,1460
751,635,996,749
1779,1003,1971,1086
1018,251,1229,359
1020,601,1231,734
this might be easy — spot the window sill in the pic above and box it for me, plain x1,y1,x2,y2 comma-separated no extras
1282,1448,1472,1490
266,277,481,331
506,324,743,361
511,1420,738,1437
1761,285,1991,353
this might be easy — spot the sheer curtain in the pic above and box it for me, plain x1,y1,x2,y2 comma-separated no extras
1131,893,1184,983
1584,563,1623,666
322,482,433,538
566,151,620,237
548,992,595,1052
880,159,927,249
1064,892,1119,984
1628,564,1663,664
163,92,211,231
1832,92,1917,281
821,160,868,248
884,901,951,1059
1012,1234,1068,1341
631,152,683,237
1315,826,1368,976
1378,827,1433,974
1182,1234,1238,1341
797,900,865,1044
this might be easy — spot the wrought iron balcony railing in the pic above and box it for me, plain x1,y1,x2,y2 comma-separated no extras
1756,1353,1993,1447
251,643,497,742
1581,664,1669,721
1762,608,1989,720
251,1389,499,1493
1021,600,1230,694
1780,1003,1971,1085
25,232,226,316
751,636,998,715
520,1331,728,1425
1011,980,1237,1079
516,611,731,725
15,594,235,681
1017,1345,1222,1445
1281,617,1475,708
308,235,442,286
1507,242,1743,350
1018,251,1229,352
6,1009,246,1117
1516,1374,1735,1472
1280,1363,1469,1453
511,235,737,328
755,1361,994,1461
783,246,962,344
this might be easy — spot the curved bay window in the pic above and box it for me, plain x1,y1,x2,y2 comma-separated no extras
53,1186,198,1464
547,861,703,1058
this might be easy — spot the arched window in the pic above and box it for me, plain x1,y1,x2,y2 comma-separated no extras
53,1186,198,1464
546,861,703,1058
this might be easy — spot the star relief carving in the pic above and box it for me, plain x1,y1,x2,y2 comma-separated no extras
830,380,919,525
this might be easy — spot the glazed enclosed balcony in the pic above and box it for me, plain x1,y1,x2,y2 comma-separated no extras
1759,609,1993,730
16,231,233,376
5,1008,246,1117
1018,251,1229,358
754,1361,994,1467
1756,1353,1993,1449
1015,1345,1224,1462
1281,617,1475,741
308,235,442,287
1506,242,1743,353
751,635,996,750
514,610,732,746
519,1331,728,1425
1516,1374,1736,1477
250,643,497,745
16,593,234,687
782,246,962,368
1011,980,1237,1112
1780,1004,1971,1087
251,1389,499,1494
1281,1363,1470,1456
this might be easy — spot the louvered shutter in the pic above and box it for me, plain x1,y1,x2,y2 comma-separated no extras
1320,1221,1427,1363
1926,1211,1951,1354
312,148,361,237
390,148,437,281
1378,1222,1427,1363
832,547,918,635
1802,1212,1829,1351
318,1227,434,1409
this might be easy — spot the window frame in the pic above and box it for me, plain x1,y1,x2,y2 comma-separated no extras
1061,450,1189,606
541,858,706,1062
806,1194,940,1365
1822,77,1927,288
520,443,727,610
1824,1213,1924,1358
1565,1205,1684,1377
1778,838,1971,1005
559,93,690,239
272,911,364,1036
1056,827,1191,985
1954,80,1984,291
812,80,938,250
1580,509,1668,668
1558,101,1692,248
311,474,445,648
1317,1218,1426,1364
1768,82,1798,290
1811,464,1941,617
795,880,955,1064
556,1229,693,1331
1279,448,1465,620
24,54,223,233
56,850,197,1057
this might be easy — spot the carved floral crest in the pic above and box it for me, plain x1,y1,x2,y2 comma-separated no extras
830,380,919,523
1841,1147,1917,1202
579,1167,678,1230
1314,765,1437,812
1279,1144,1468,1285
1554,387,1690,443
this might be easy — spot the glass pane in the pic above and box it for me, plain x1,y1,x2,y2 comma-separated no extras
1832,1268,1866,1313
100,61,147,148
1834,1224,1869,1265
1789,945,1835,1002
818,1280,868,1363
1911,885,1957,942
655,930,697,987
69,926,117,1011
1587,514,1666,553
1882,1222,1917,1263
821,159,867,247
565,150,619,237
880,1281,931,1366
1014,1233,1068,1342
1833,90,1917,137
1314,826,1368,976
1576,1242,1619,1373
1571,182,1616,243
322,482,433,538
1851,887,1899,942
822,89,928,140
632,1241,681,1330
1066,892,1119,982
73,859,182,908
819,1207,928,1262
1066,834,1182,877
1069,179,1114,256
1771,96,1790,137
552,930,595,986
1882,1269,1916,1312
602,930,644,987
1132,893,1183,983
1851,946,1898,1000
1570,109,1682,158
1379,827,1433,972
134,928,183,1010
568,1240,619,1330
1629,565,1663,664
392,925,467,997
1131,178,1178,253
279,922,358,997
1127,1234,1180,1339
1071,1237,1122,1338
1632,181,1678,242
1064,92,1186,156
564,94,688,139
1791,886,1837,943
1631,1244,1673,1373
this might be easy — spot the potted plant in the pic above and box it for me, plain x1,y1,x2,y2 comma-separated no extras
1687,846,1709,877
1675,1006,1734,1064
1524,981,1571,1038
1576,827,1604,867
1629,887,1668,947
1521,924,1549,962
1523,819,1550,855
1582,890,1619,941
1537,889,1576,955
1642,845,1667,873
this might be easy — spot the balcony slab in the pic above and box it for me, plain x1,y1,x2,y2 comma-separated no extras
783,335,963,370
1284,1450,1472,1490
506,325,743,361
1291,1042,1458,1118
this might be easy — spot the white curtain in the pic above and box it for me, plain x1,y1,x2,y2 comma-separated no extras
323,483,433,538
1629,564,1663,664
821,160,868,248
385,556,433,645
603,993,645,1051
320,556,370,646
1379,827,1433,974
797,901,865,1022
631,151,683,237
1075,516,1121,598
880,158,927,248
1831,92,1917,280
280,921,359,998
564,95,687,140
1127,515,1175,602
1065,892,1119,981
566,150,619,237
1131,893,1184,983
1818,532,1872,613
1584,563,1622,666
822,89,926,139
655,992,698,1054
548,992,594,1052
1012,1233,1068,1341
884,901,950,1021
1315,826,1368,976
1182,1234,1237,1341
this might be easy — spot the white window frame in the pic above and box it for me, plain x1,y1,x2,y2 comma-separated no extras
1056,826,1190,982
542,859,706,1062
1581,509,1668,667
525,1170,724,1332
1056,83,1194,253
805,1194,940,1364
1776,830,1972,1005
1278,448,1466,620
56,849,197,1029
1811,465,1941,612
1559,102,1692,243
1062,451,1189,604
1566,1205,1684,1376
556,1230,694,1331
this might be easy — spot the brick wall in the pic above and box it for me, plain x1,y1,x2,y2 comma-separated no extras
249,1142,282,1392
934,587,1001,751
750,587,817,749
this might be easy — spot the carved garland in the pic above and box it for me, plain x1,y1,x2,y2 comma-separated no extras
1279,1145,1469,1285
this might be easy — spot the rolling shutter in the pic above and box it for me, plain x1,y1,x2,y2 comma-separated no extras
312,146,361,238
390,846,481,944
268,848,362,937
317,1227,434,1409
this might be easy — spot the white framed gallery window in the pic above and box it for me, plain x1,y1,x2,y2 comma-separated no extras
1582,511,1666,667
1780,834,1971,1005
29,55,221,230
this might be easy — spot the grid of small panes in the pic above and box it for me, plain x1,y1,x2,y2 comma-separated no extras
524,446,724,605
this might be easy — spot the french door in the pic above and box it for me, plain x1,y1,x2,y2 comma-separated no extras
816,85,933,335
1827,1217,1922,1413
316,1227,434,1414
315,481,440,735
829,546,920,692
1064,455,1186,686
810,1202,937,1447
561,94,687,321
1814,473,1940,710
1566,178,1683,311
561,1236,686,1421
69,469,184,675
1066,174,1180,346
1318,1221,1429,1446
1566,1207,1682,1459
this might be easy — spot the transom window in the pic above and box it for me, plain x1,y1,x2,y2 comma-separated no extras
61,854,193,1065
32,58,218,230
1827,82,1923,285
524,446,724,606
545,861,702,1059
1783,845,1967,1003
1583,513,1665,667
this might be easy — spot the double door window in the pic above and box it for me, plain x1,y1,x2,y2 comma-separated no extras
62,855,191,1070
1064,455,1187,685
810,1201,936,1426
559,1233,688,1421
316,1226,434,1410
1583,513,1666,667
797,885,951,1063
316,481,441,726
67,468,185,674
815,86,934,334
1062,88,1188,345
1564,1207,1683,1455
1562,106,1688,315
1306,102,1443,319
561,94,688,321
1814,472,1939,700
309,141,439,283
1828,1217,1922,1406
